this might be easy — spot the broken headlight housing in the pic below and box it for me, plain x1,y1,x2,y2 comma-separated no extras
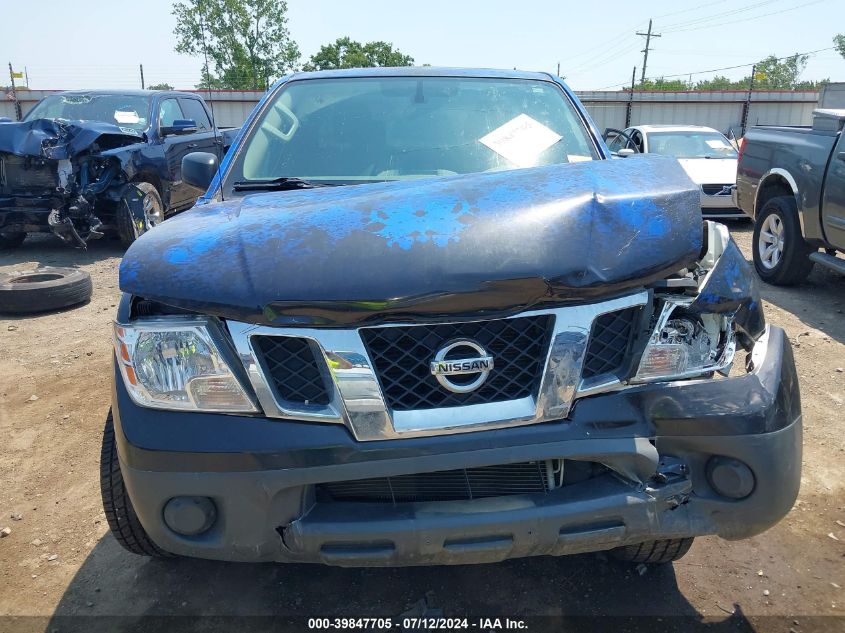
632,304,735,383
113,318,258,413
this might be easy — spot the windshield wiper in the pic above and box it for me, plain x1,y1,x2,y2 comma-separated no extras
232,177,340,191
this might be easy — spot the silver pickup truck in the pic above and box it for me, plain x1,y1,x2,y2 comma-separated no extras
735,109,845,285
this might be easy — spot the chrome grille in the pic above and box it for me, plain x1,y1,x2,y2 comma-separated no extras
582,307,640,379
360,315,554,411
320,461,550,503
252,335,331,406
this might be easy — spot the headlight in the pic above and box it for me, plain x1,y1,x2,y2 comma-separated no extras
632,304,735,383
114,318,258,413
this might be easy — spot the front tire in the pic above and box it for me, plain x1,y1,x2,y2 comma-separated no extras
610,538,694,564
100,410,171,557
752,196,814,285
118,182,164,247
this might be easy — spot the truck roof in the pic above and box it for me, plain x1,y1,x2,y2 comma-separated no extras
283,67,555,82
634,124,721,134
53,89,199,99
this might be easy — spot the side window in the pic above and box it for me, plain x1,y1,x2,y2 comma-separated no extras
179,98,212,130
158,98,184,128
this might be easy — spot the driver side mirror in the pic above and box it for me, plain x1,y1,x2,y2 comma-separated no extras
161,118,198,136
182,152,219,192
616,148,636,157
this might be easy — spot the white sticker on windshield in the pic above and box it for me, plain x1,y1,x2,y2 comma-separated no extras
705,139,730,149
114,110,140,124
479,114,562,168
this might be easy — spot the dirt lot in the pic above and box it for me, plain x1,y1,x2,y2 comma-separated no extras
0,224,843,632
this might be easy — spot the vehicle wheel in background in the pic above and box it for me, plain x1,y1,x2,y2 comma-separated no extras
118,182,165,247
610,538,694,564
101,410,172,557
0,231,26,249
0,267,92,314
752,196,814,285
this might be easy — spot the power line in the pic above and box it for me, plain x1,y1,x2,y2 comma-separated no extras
660,0,780,31
593,45,835,90
663,0,825,32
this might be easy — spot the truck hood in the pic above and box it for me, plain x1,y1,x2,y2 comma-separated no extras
120,154,702,326
676,157,737,186
0,118,143,160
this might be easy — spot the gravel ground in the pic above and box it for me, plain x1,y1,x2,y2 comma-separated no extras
0,223,843,633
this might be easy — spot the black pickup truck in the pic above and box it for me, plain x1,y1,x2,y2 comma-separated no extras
0,90,237,248
103,68,801,569
735,108,845,284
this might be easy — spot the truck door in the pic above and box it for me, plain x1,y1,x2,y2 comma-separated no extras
821,130,845,249
158,97,192,209
178,97,224,160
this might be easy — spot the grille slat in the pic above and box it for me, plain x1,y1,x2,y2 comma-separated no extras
320,462,549,503
361,315,554,411
582,307,640,379
252,336,331,406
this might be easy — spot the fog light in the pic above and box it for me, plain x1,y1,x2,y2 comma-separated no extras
706,457,755,500
163,496,216,536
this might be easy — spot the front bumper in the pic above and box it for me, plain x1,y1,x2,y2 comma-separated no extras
699,190,748,219
113,326,802,566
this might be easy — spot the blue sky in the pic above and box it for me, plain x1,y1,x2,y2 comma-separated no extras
3,0,843,91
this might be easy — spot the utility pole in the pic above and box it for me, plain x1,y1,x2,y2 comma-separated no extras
8,63,22,121
741,64,756,137
626,66,637,127
557,61,560,77
636,19,661,84
139,64,145,89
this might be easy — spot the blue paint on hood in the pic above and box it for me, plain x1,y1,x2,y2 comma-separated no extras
120,154,702,325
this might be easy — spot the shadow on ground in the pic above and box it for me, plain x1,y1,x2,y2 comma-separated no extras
31,534,765,633
0,234,125,269
729,223,845,345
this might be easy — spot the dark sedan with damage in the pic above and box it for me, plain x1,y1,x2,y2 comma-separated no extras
0,90,236,248
104,68,801,569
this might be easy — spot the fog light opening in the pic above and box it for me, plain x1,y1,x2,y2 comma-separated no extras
706,457,755,500
163,496,217,536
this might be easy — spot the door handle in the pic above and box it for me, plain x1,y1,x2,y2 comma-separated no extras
837,152,845,162
187,143,199,149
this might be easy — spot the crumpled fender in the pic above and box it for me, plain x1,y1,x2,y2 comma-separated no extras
118,183,147,236
0,118,142,159
691,237,766,350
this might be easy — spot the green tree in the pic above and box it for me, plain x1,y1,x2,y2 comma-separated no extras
834,34,845,59
693,75,743,90
303,37,413,71
147,82,174,90
749,54,809,89
634,77,691,91
173,0,300,90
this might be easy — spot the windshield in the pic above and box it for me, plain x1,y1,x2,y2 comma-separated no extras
25,94,152,131
226,76,598,190
647,131,737,159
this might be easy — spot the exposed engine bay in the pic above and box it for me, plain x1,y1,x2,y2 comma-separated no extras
0,119,147,248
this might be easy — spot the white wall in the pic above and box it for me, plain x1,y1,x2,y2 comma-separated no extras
2,88,820,135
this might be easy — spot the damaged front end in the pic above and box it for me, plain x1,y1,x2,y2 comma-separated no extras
0,119,146,247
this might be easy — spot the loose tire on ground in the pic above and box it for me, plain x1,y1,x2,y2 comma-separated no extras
752,196,815,285
0,231,26,249
100,410,171,557
118,181,165,247
0,267,92,314
610,538,694,564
